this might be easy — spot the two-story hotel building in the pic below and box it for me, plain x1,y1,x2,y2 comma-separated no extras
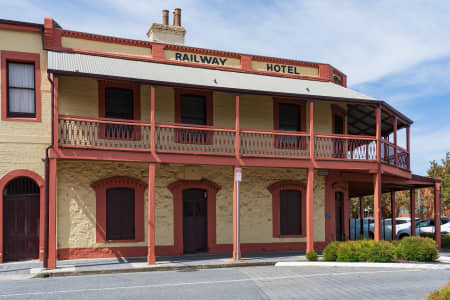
0,9,441,268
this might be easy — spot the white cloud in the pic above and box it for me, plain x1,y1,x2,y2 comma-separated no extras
410,125,450,175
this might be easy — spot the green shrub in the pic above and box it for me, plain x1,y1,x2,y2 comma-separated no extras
323,241,341,261
421,233,450,249
427,285,450,300
442,234,450,249
395,237,438,262
368,240,394,262
357,240,375,262
306,250,318,261
336,241,361,262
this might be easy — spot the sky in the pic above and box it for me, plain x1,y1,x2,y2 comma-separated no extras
1,0,449,175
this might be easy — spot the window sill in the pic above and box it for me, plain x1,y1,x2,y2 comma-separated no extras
100,239,142,244
277,234,305,238
2,116,41,122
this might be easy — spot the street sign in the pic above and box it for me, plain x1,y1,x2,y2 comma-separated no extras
234,168,242,182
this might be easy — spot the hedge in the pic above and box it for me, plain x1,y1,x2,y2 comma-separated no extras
395,236,438,262
421,232,450,249
306,250,318,261
322,237,437,263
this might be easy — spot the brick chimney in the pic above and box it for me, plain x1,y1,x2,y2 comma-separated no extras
147,8,186,45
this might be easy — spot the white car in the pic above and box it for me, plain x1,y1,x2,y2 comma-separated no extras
396,218,450,239
367,218,413,241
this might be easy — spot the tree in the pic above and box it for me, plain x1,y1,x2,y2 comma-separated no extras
427,152,450,211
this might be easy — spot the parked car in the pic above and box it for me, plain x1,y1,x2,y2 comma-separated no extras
367,217,414,241
396,217,450,239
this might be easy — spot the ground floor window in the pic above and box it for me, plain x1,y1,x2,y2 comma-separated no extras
106,188,135,241
91,176,146,243
268,181,306,238
280,190,302,235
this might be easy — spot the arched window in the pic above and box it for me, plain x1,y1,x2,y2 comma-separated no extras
268,181,306,238
91,177,147,243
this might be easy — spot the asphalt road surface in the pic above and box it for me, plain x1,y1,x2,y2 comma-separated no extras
0,266,448,299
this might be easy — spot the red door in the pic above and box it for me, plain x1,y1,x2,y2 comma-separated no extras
183,189,207,254
4,194,40,261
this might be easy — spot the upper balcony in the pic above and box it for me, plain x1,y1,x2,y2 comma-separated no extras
54,77,411,172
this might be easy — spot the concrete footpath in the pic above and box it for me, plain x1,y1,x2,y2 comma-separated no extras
0,252,305,280
1,250,449,280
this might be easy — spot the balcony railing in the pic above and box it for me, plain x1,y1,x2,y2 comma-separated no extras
315,134,377,160
381,139,410,170
57,116,410,169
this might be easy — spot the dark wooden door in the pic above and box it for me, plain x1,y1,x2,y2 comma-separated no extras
4,194,40,261
183,189,207,254
335,192,344,241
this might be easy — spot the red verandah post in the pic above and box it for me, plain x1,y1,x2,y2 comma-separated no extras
434,182,441,249
147,163,156,264
373,106,382,241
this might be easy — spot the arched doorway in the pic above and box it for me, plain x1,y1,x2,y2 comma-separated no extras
182,188,207,253
3,177,40,261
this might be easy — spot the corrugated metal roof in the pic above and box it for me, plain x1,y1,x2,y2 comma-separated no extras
48,51,377,101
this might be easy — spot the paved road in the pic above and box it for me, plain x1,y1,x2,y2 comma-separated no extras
0,266,447,299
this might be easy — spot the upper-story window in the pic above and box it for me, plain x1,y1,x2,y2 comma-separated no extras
175,89,213,144
180,95,206,125
104,87,134,120
274,99,306,150
1,51,41,122
98,81,140,140
7,62,36,118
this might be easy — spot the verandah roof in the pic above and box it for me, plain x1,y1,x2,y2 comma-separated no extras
48,51,376,101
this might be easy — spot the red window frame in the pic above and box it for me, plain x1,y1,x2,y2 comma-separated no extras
91,176,146,243
1,51,41,122
268,181,307,238
273,98,307,150
174,88,214,145
332,104,347,158
98,80,141,140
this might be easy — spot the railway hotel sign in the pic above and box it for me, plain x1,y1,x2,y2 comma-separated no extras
165,50,319,77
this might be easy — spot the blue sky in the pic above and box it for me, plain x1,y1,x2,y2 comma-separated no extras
1,0,449,175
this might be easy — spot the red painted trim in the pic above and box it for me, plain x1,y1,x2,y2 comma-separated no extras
267,181,307,238
233,168,240,259
0,23,41,32
434,182,441,249
168,179,221,255
410,188,416,237
324,173,350,242
1,51,41,122
62,30,153,48
147,164,156,264
57,242,329,260
44,18,62,49
53,77,59,147
91,176,147,244
306,168,314,252
373,170,382,240
0,169,45,263
309,102,314,159
48,158,57,268
391,191,396,240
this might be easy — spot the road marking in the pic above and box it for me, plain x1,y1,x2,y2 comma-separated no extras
0,269,422,297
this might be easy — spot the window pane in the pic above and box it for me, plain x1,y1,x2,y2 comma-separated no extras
105,87,134,119
279,103,300,131
280,190,301,235
181,95,206,125
8,63,34,88
8,89,35,114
